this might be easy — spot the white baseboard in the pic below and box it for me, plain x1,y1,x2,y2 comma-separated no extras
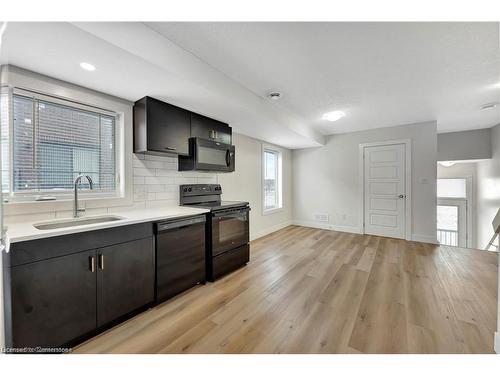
495,332,499,354
293,220,439,245
250,220,293,241
292,220,362,234
411,234,438,244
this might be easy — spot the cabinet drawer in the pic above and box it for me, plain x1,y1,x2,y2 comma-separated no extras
210,244,249,281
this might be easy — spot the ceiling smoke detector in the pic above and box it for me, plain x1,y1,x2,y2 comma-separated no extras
480,102,498,111
266,90,283,101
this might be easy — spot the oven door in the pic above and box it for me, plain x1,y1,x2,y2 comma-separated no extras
211,207,249,256
194,138,235,172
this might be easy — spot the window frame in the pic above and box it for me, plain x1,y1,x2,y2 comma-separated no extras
436,176,474,248
262,144,283,215
3,87,121,201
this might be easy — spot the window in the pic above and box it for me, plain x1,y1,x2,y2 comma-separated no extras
263,147,282,212
2,92,118,197
437,178,466,198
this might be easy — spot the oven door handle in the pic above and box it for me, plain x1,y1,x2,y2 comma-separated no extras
212,207,250,218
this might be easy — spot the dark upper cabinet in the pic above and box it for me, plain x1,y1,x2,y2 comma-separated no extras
96,238,154,327
134,96,191,155
10,250,97,348
190,112,232,144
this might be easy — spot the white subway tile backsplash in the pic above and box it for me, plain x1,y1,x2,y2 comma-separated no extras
144,176,174,185
174,177,198,185
134,168,156,177
134,185,146,193
146,184,165,193
132,153,217,206
133,176,145,184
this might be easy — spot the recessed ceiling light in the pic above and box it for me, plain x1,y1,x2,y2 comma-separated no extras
322,111,346,122
480,102,498,111
266,90,283,101
80,62,96,72
438,161,456,167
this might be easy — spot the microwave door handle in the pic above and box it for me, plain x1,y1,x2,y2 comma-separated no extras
225,149,231,167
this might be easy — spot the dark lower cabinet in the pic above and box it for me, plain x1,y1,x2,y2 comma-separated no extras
4,224,155,350
10,250,97,349
97,238,154,327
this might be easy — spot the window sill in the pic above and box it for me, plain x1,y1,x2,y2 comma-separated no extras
262,207,284,216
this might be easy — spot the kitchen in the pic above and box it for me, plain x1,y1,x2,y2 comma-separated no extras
0,8,500,374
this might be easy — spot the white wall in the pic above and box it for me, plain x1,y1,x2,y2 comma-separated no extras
218,133,293,240
437,162,478,247
292,121,438,243
476,124,500,250
437,128,492,161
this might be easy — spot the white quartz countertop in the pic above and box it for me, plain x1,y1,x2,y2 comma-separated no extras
5,206,210,244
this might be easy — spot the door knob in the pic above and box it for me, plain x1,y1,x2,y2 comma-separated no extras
398,194,406,199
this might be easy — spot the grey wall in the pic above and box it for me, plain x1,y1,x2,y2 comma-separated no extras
437,128,492,161
292,121,438,243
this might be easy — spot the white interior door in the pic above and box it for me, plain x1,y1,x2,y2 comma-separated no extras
363,144,406,239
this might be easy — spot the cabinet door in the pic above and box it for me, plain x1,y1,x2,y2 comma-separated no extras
96,238,154,327
147,97,190,155
10,250,97,348
156,222,205,302
190,113,232,144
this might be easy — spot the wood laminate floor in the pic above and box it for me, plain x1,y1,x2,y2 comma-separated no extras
74,226,498,354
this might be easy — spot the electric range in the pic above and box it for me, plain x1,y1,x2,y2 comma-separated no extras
180,184,250,281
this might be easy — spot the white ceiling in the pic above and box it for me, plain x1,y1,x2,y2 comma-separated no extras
0,22,324,149
148,22,500,135
0,22,499,149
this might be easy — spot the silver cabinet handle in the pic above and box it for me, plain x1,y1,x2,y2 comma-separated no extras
89,256,95,273
98,254,105,270
165,146,176,151
398,194,406,198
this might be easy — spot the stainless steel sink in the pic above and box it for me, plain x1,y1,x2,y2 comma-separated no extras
33,215,125,230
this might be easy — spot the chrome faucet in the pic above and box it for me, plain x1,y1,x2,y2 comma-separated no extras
73,174,94,218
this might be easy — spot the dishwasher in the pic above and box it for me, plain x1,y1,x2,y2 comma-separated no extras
155,215,206,303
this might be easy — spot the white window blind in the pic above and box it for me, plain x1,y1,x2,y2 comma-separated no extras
263,148,282,211
437,178,466,198
0,89,9,193
11,94,117,193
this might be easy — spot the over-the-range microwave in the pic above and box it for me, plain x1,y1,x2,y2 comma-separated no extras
179,137,235,172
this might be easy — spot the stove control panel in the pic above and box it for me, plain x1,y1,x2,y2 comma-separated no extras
180,184,222,197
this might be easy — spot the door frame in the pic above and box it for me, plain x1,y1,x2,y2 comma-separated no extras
437,175,473,248
437,198,467,247
358,139,412,241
